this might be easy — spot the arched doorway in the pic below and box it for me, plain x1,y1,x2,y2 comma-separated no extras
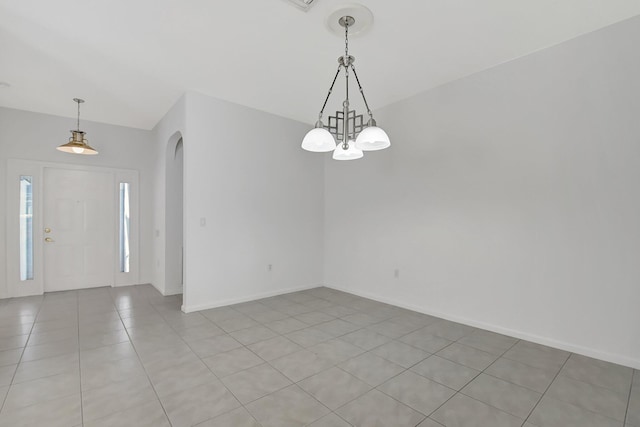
165,135,184,295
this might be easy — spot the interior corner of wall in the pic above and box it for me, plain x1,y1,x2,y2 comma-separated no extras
149,281,164,296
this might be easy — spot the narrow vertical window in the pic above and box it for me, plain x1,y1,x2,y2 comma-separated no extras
19,176,34,281
119,182,130,273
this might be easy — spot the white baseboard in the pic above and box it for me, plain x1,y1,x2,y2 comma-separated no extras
148,282,164,295
163,287,183,296
145,281,181,296
181,284,321,313
112,282,145,288
325,284,640,370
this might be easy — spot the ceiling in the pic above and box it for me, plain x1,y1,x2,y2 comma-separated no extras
1,0,639,130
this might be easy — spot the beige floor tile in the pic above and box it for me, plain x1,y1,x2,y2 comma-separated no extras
160,380,241,427
83,399,170,427
221,363,292,404
298,366,371,410
195,407,260,427
82,376,157,421
245,385,330,427
3,371,79,411
336,389,426,427
0,393,81,427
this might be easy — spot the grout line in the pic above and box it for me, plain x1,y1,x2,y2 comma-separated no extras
372,326,529,423
433,334,519,421
214,290,495,424
110,288,175,426
270,300,368,426
76,292,84,426
1,294,48,412
199,293,376,425
134,290,288,425
522,354,571,425
624,369,635,425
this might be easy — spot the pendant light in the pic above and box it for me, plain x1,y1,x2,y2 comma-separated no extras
301,12,390,160
333,140,363,160
57,98,98,155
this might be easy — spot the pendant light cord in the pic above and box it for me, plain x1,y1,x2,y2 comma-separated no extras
76,100,81,131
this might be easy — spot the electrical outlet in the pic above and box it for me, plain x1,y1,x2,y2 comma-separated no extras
268,264,273,272
394,269,400,279
200,218,206,227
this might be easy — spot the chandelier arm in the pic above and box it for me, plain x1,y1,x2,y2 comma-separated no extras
350,64,373,120
319,65,342,120
343,60,350,145
345,62,349,107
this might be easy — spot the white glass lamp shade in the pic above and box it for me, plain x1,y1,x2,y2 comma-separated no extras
355,126,391,151
332,140,364,161
301,127,336,152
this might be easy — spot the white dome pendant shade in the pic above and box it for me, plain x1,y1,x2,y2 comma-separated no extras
332,140,363,160
355,119,391,151
301,122,336,152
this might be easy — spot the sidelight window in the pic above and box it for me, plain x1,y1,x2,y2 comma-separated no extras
119,182,130,273
19,176,34,281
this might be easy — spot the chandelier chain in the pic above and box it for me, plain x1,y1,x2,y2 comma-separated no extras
350,64,373,119
344,21,349,59
319,65,342,120
343,21,350,146
76,100,80,131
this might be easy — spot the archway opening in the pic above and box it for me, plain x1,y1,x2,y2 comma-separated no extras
165,135,184,296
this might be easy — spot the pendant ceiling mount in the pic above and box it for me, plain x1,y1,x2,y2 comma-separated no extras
339,16,355,28
326,4,374,37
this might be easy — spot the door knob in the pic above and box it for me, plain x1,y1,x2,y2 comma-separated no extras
44,237,55,243
44,228,51,233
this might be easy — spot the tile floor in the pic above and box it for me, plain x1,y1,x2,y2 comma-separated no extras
0,284,638,427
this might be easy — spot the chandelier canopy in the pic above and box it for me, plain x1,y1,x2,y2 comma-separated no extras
301,14,390,160
57,98,99,155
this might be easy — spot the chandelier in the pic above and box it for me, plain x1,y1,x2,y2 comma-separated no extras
301,15,390,160
56,98,99,155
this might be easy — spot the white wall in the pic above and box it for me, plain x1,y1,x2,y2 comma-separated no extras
324,16,640,368
0,107,155,298
179,92,324,311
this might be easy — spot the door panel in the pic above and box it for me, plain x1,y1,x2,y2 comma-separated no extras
44,168,115,292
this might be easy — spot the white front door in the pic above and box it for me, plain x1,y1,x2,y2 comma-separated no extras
43,167,115,292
